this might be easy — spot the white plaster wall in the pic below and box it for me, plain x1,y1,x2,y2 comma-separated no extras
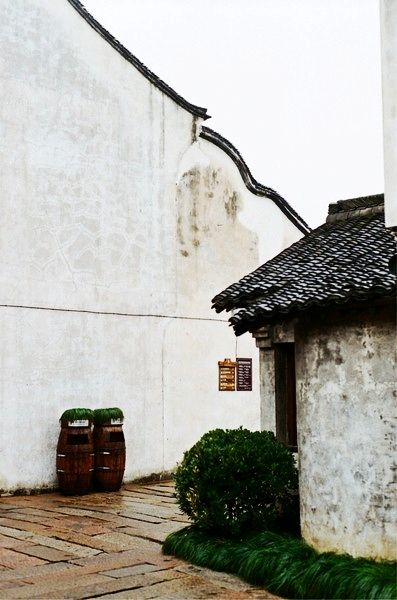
295,306,396,560
380,0,397,229
163,320,261,469
0,307,166,490
0,0,303,492
0,0,192,315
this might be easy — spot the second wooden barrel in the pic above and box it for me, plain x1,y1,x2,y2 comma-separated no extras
94,422,126,491
56,422,94,495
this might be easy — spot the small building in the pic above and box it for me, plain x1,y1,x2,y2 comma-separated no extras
212,194,396,560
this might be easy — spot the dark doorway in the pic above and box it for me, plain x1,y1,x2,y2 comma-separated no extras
274,343,297,451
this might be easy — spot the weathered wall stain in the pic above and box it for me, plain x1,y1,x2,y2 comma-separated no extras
174,139,303,320
224,192,239,219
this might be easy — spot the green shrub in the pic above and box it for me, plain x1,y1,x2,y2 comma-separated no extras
174,428,298,536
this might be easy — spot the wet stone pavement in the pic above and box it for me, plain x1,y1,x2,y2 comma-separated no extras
0,481,278,599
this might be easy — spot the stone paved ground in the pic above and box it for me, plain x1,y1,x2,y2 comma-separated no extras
0,481,279,599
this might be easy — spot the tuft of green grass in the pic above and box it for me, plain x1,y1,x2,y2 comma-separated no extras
59,408,94,423
163,526,397,600
93,407,124,426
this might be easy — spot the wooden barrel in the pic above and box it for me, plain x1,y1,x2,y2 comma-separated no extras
94,422,126,491
56,421,94,495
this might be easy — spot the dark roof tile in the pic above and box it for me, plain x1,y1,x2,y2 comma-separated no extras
212,195,396,335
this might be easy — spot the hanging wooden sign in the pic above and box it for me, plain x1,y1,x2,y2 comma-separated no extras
237,357,252,391
218,358,237,391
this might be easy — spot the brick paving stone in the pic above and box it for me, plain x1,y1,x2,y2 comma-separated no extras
48,568,186,599
113,527,165,544
125,487,173,497
8,513,102,535
16,534,101,558
0,482,282,599
24,505,165,527
57,516,111,536
15,544,74,562
125,488,176,501
175,565,280,597
68,548,180,570
140,485,174,494
114,501,181,520
0,547,47,569
0,513,60,527
4,508,56,518
0,560,75,582
0,579,27,594
168,515,191,524
4,573,112,599
102,563,163,578
0,534,36,549
0,525,35,540
90,532,158,551
117,513,164,525
0,517,54,536
115,493,174,505
96,574,275,600
116,521,186,543
30,529,121,554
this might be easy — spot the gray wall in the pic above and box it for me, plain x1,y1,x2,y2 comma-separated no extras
295,303,396,560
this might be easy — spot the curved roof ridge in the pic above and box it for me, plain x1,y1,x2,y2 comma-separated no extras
200,126,310,235
66,0,209,120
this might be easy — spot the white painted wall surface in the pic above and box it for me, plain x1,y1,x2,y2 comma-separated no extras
0,0,303,492
295,306,396,560
380,0,397,229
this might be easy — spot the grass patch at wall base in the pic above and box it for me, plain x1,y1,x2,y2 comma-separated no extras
163,526,396,600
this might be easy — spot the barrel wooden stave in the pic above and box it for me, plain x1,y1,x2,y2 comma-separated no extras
94,424,126,492
56,425,94,495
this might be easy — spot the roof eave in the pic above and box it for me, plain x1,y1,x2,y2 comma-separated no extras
230,289,397,336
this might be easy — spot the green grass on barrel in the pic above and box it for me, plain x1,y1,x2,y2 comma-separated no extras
59,408,94,423
93,407,124,426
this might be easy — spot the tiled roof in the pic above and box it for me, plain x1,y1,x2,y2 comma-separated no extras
200,128,310,234
212,194,396,335
66,0,209,120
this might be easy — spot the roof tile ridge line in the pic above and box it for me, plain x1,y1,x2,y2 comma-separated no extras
200,126,310,235
326,205,385,224
329,193,384,214
66,0,209,119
